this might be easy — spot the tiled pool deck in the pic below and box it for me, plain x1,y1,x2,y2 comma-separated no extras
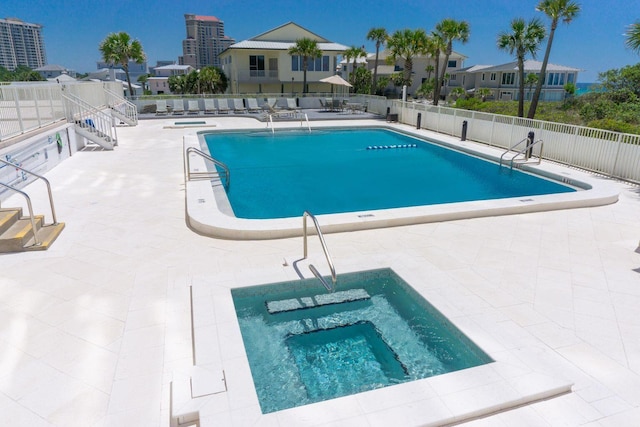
1,117,640,426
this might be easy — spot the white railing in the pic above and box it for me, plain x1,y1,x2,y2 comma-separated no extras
104,86,138,125
0,81,126,143
0,83,66,142
390,100,640,184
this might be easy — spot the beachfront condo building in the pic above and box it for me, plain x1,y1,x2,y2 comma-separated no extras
179,14,235,69
0,17,46,70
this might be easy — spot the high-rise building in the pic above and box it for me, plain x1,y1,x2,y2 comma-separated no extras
0,17,47,70
179,14,235,69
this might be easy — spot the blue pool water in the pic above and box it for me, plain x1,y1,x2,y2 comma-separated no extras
204,128,575,219
231,268,493,413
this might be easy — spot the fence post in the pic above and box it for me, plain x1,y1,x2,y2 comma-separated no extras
610,132,624,180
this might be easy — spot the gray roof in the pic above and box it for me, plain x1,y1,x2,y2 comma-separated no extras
229,40,348,52
474,60,580,73
35,64,68,71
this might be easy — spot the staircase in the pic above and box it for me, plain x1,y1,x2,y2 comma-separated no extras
104,87,138,126
63,92,117,150
0,207,64,252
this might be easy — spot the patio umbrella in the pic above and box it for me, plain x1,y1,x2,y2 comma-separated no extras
319,75,352,97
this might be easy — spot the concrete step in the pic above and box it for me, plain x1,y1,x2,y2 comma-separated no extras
0,208,65,253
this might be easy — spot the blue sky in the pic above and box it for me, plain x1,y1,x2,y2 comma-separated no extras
3,0,638,82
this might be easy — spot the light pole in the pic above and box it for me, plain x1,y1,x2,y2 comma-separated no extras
291,77,294,96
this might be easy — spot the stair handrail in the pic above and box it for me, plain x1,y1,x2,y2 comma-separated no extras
185,147,230,189
0,158,58,225
62,92,116,147
0,182,42,246
103,86,138,125
303,211,336,292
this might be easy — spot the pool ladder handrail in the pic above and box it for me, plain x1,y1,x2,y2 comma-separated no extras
185,147,230,189
300,113,311,132
499,137,544,169
303,211,336,293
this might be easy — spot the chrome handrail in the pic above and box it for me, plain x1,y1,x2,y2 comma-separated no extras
0,159,58,225
185,147,230,189
0,182,41,246
500,138,544,169
303,211,336,292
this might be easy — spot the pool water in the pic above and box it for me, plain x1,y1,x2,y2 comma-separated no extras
204,128,575,219
231,268,493,413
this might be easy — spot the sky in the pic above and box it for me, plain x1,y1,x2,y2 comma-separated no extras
2,0,638,83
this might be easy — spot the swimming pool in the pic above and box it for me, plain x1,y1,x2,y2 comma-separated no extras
185,123,618,239
231,268,493,413
203,128,574,219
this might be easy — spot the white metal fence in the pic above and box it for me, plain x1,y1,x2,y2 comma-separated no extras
0,81,122,144
386,100,640,184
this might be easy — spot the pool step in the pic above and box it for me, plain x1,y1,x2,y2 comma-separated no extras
266,288,370,314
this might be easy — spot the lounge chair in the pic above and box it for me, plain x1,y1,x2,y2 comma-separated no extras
263,102,294,119
156,100,168,115
266,98,279,110
203,99,216,114
232,99,247,113
286,98,301,116
187,100,200,115
217,99,230,114
318,98,328,111
172,100,185,115
246,98,261,113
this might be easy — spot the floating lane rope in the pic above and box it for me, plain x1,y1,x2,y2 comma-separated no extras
366,144,417,150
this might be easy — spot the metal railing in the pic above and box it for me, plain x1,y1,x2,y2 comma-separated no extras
500,138,544,169
62,91,116,149
185,147,230,189
303,211,336,293
104,87,138,125
0,159,60,247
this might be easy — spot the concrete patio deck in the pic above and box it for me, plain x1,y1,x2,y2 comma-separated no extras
1,117,639,426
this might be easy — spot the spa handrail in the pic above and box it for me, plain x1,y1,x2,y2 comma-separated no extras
185,147,230,189
303,211,336,292
0,158,58,226
0,183,41,246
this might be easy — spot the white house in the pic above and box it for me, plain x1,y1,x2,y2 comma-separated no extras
219,22,349,94
451,60,581,101
148,64,195,95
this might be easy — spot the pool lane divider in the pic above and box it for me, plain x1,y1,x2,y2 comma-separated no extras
366,144,417,150
266,289,370,314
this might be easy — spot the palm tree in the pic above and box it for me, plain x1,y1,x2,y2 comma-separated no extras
343,45,367,85
625,22,640,55
197,66,223,94
433,18,470,105
527,0,580,118
497,18,546,117
288,38,322,94
366,27,388,94
525,73,539,99
386,29,429,88
427,32,446,103
99,32,146,97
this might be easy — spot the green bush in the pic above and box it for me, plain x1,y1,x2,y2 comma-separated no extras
587,119,640,134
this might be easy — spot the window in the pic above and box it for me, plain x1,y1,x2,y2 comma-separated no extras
481,73,485,81
448,60,457,68
490,73,496,81
567,73,575,84
250,55,265,77
291,55,330,72
501,72,515,85
449,74,457,81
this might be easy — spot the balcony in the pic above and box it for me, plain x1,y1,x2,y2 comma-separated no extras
237,69,280,83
